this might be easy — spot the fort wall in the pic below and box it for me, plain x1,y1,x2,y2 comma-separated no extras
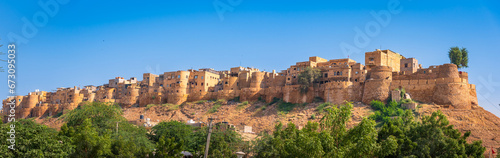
3,49,481,120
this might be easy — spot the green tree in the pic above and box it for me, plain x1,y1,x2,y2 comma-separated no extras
448,46,469,68
344,118,380,157
297,67,321,93
65,102,123,133
155,136,184,158
69,118,112,158
186,126,243,158
150,120,193,143
63,102,154,157
0,119,74,157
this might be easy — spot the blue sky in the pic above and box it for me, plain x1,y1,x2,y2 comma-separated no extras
1,0,500,116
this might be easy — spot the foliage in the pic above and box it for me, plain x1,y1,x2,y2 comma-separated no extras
150,121,193,144
369,100,407,125
400,87,406,99
297,67,321,94
208,103,222,113
215,99,226,105
313,96,324,103
68,118,112,157
268,97,281,105
237,101,249,110
146,104,156,110
63,102,154,157
65,102,123,133
254,101,484,158
146,103,179,110
230,96,240,102
316,102,333,113
186,125,243,158
310,114,316,120
448,46,469,68
497,147,500,158
196,100,207,104
155,136,184,158
277,100,299,113
0,119,74,157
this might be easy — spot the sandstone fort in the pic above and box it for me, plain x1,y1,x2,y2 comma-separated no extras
2,49,478,119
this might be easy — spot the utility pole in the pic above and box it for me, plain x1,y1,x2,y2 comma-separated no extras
116,121,120,134
204,117,215,158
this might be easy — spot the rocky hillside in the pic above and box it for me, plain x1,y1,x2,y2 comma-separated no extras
35,100,500,155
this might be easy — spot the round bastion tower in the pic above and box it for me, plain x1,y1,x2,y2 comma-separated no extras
362,66,392,104
432,64,471,109
167,71,190,105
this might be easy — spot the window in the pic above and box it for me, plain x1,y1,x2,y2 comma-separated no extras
369,57,374,61
201,83,204,86
177,75,180,78
324,73,328,78
225,81,228,84
201,76,204,79
288,78,290,80
355,71,359,74
194,75,198,79
293,68,296,70
160,84,163,87
423,71,426,74
405,63,408,68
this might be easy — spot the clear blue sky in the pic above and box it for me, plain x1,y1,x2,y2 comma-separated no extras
1,0,500,116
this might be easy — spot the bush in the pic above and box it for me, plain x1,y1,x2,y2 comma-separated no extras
310,114,316,120
145,104,156,110
268,97,281,105
316,102,333,113
230,97,240,102
237,101,249,110
370,100,385,111
313,97,324,103
278,101,298,113
215,99,226,105
208,104,222,113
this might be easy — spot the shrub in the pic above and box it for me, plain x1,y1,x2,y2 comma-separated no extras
268,97,281,105
145,104,156,110
313,97,324,103
400,88,406,99
230,96,240,102
237,101,249,110
278,101,298,113
310,114,316,120
208,104,221,113
370,100,385,111
54,112,63,118
316,102,333,113
215,99,226,105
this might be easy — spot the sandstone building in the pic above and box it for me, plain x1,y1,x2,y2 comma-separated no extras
2,49,478,119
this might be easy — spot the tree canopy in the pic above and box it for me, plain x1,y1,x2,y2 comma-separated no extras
448,46,469,68
297,67,321,93
253,101,485,157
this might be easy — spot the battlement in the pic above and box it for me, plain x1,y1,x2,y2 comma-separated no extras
3,49,479,120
